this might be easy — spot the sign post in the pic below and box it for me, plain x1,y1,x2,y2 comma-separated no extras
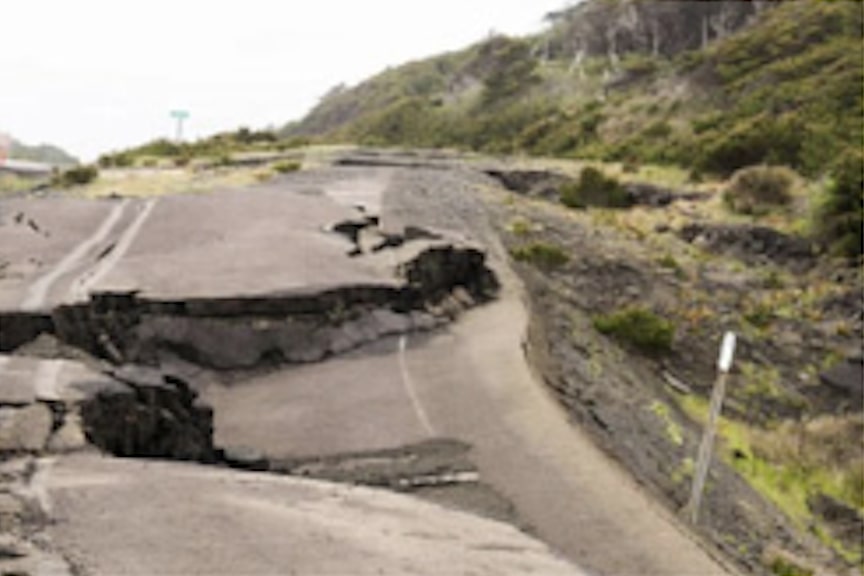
687,331,736,525
170,110,190,143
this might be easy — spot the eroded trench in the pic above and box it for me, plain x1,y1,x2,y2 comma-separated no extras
0,231,510,519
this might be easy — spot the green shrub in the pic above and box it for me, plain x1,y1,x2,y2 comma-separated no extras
98,152,133,168
273,160,301,174
594,307,675,354
510,242,570,270
769,556,814,576
137,138,184,158
695,115,805,177
560,167,630,209
815,150,863,258
723,165,796,215
53,165,99,187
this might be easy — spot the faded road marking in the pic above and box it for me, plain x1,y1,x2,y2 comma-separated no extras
70,199,157,301
398,335,434,436
21,200,129,311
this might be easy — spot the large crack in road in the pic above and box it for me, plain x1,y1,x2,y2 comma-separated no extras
0,154,732,576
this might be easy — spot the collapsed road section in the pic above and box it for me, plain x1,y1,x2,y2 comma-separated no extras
0,167,553,575
0,158,732,576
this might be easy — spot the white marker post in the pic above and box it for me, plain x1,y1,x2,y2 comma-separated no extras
687,331,736,525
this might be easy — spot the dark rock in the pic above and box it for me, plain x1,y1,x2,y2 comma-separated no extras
79,369,215,462
818,357,864,410
401,245,499,305
484,170,568,200
678,223,815,269
624,183,704,207
0,313,54,353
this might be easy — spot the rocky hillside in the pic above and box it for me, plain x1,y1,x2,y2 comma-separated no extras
542,0,773,60
283,0,862,180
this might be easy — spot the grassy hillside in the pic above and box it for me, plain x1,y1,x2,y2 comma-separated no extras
284,1,862,181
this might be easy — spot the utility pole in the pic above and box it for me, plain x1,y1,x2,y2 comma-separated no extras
170,110,190,143
687,331,737,525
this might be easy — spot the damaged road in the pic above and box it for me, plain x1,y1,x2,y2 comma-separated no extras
0,153,730,575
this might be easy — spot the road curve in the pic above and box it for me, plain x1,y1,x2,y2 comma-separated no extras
402,277,730,575
1,163,733,575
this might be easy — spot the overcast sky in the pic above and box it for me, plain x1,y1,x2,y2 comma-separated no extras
3,1,568,161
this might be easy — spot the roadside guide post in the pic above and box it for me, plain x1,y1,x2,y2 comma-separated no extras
687,331,736,525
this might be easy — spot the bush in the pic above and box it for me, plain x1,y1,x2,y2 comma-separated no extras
815,150,863,258
510,242,570,270
723,165,796,215
593,307,675,354
53,165,99,187
273,160,301,174
98,152,133,168
695,115,804,177
560,167,630,209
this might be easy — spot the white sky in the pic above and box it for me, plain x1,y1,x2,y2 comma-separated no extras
2,1,566,161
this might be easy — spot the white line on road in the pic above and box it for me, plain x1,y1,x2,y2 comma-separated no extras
398,335,435,436
21,200,130,311
70,199,157,302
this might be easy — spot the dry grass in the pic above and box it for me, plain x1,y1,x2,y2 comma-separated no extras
72,166,269,199
750,415,864,511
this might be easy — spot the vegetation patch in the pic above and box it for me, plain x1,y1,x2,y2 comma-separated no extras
52,165,99,188
677,392,864,564
593,307,674,354
723,165,797,216
272,160,301,174
510,242,569,271
560,167,630,209
650,401,684,446
768,556,814,576
813,150,863,259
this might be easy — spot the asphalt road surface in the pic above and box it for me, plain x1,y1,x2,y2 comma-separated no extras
0,161,731,575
